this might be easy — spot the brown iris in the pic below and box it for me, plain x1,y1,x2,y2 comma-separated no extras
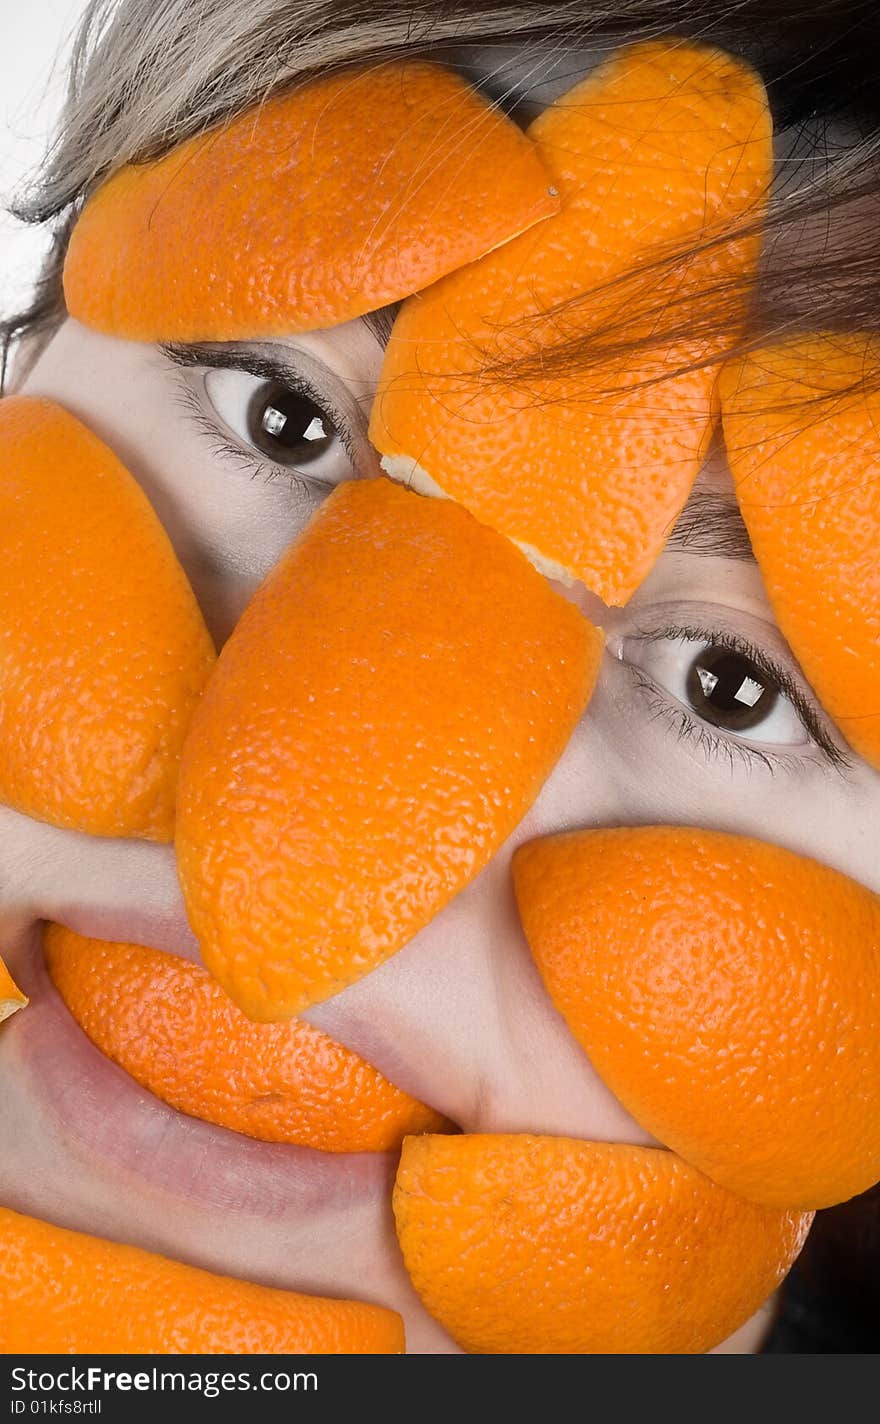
685,645,778,732
246,381,336,465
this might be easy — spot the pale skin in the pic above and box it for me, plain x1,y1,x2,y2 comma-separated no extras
1,42,878,1354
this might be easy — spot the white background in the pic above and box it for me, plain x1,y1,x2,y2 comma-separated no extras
0,0,91,314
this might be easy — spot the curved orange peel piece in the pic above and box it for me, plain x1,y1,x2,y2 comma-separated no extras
176,478,601,1021
0,955,27,1023
370,39,772,605
63,62,559,341
0,396,215,841
0,1206,404,1353
514,826,880,1209
393,1134,812,1354
720,334,880,767
45,925,449,1152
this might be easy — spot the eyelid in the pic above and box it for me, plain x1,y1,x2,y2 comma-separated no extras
159,340,373,471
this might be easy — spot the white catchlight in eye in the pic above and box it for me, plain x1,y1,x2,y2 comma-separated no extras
261,406,288,437
734,676,764,708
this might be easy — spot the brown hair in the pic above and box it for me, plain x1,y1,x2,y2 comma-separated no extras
3,0,880,388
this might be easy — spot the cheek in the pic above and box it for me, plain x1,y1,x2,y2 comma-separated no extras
513,671,664,841
534,660,880,901
514,823,880,1211
21,320,317,646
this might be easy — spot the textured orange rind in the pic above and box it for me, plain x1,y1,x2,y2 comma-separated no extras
176,477,601,1022
63,62,559,341
0,396,215,841
393,1134,812,1353
370,40,772,604
720,334,880,768
45,925,450,1152
0,1207,404,1353
0,956,27,1024
514,826,880,1209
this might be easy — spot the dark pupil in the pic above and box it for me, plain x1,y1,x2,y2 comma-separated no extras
685,646,777,732
247,382,336,466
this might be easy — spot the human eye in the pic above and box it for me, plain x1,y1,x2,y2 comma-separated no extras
160,341,375,494
608,606,851,774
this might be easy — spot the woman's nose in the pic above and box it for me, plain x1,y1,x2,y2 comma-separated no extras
303,832,656,1145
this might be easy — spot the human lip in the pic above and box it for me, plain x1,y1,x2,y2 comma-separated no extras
43,925,451,1155
10,948,398,1217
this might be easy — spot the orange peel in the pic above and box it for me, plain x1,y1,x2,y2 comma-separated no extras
0,396,215,841
370,39,772,605
45,925,450,1152
0,955,27,1024
63,62,559,341
0,1206,404,1353
393,1134,812,1354
176,477,601,1021
720,334,880,768
514,826,880,1209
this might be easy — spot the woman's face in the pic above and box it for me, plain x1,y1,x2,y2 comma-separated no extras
2,42,878,1354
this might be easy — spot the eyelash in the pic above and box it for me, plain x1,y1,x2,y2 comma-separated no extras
165,348,360,495
630,670,789,776
620,623,850,776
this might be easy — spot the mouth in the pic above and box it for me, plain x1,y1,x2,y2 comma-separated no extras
42,923,451,1155
5,933,470,1349
3,920,798,1357
8,941,412,1220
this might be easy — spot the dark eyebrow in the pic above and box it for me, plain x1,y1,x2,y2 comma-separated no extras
360,302,402,348
665,488,755,561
